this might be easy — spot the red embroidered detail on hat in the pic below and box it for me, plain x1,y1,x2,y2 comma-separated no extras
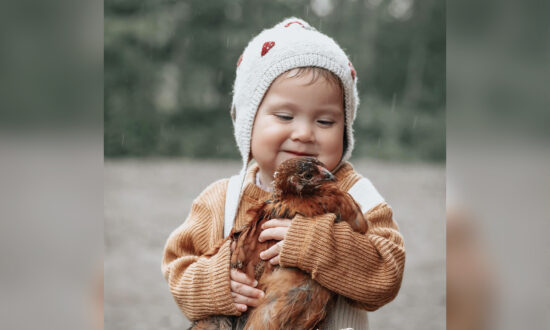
236,54,243,67
284,21,304,28
261,41,275,56
348,61,356,80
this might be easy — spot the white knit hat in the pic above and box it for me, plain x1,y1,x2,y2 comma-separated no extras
225,17,360,230
232,17,359,169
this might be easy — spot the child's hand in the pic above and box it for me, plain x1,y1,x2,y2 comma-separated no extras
258,219,292,265
230,269,264,312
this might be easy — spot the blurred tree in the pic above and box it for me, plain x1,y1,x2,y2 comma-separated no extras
105,0,445,161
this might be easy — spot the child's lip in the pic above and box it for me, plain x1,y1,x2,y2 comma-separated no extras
283,150,317,157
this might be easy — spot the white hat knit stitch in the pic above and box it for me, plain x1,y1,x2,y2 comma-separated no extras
224,18,360,231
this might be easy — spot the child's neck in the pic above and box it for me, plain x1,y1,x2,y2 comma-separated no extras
256,169,274,193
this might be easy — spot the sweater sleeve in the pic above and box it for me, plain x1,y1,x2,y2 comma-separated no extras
279,203,405,311
161,197,239,320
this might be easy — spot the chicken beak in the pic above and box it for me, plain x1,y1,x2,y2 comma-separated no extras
317,166,336,182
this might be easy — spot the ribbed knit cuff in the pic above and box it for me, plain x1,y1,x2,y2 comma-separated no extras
208,239,239,316
280,213,337,278
323,296,369,330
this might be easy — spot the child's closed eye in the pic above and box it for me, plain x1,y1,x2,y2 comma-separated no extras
317,120,335,127
274,114,293,121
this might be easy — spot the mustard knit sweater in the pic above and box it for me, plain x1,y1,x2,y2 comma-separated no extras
161,162,405,322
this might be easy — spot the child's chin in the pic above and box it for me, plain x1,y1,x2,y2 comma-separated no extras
278,153,319,166
277,153,295,166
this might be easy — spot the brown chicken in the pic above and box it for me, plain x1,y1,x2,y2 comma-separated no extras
192,157,368,330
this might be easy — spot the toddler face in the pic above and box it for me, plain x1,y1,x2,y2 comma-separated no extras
251,68,345,187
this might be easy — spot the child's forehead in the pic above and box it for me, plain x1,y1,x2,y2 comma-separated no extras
261,69,345,115
269,68,344,97
277,67,342,87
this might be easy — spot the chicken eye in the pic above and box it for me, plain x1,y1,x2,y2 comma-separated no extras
303,172,313,180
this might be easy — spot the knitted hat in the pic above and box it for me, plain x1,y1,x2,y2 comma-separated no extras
232,17,359,169
225,17,360,231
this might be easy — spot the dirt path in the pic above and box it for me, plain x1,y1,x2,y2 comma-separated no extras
105,159,445,330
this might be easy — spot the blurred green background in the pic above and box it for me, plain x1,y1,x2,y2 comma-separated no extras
105,0,445,161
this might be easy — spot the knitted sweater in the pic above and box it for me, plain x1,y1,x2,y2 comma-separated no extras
161,162,405,328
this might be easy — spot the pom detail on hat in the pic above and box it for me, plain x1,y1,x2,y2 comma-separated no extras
261,41,275,56
237,54,243,67
348,61,356,80
284,21,305,28
276,17,315,31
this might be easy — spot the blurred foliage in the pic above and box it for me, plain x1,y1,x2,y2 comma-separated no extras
105,0,445,161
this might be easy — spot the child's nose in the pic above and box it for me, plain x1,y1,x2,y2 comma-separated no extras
290,122,315,143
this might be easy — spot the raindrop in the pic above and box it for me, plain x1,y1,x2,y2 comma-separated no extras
413,116,418,128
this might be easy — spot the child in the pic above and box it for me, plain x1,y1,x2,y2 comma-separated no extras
162,18,405,330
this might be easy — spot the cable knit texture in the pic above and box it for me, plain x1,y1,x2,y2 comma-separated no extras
161,162,405,323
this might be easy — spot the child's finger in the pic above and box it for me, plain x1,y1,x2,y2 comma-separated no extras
230,269,257,287
258,227,288,242
231,291,264,307
261,219,292,229
231,280,264,299
259,241,282,260
269,255,280,265
235,303,247,312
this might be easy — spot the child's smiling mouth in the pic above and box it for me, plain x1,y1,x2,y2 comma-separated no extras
283,150,317,157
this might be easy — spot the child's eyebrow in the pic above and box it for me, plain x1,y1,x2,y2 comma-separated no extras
267,100,298,110
263,95,299,110
316,107,344,116
267,99,343,116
